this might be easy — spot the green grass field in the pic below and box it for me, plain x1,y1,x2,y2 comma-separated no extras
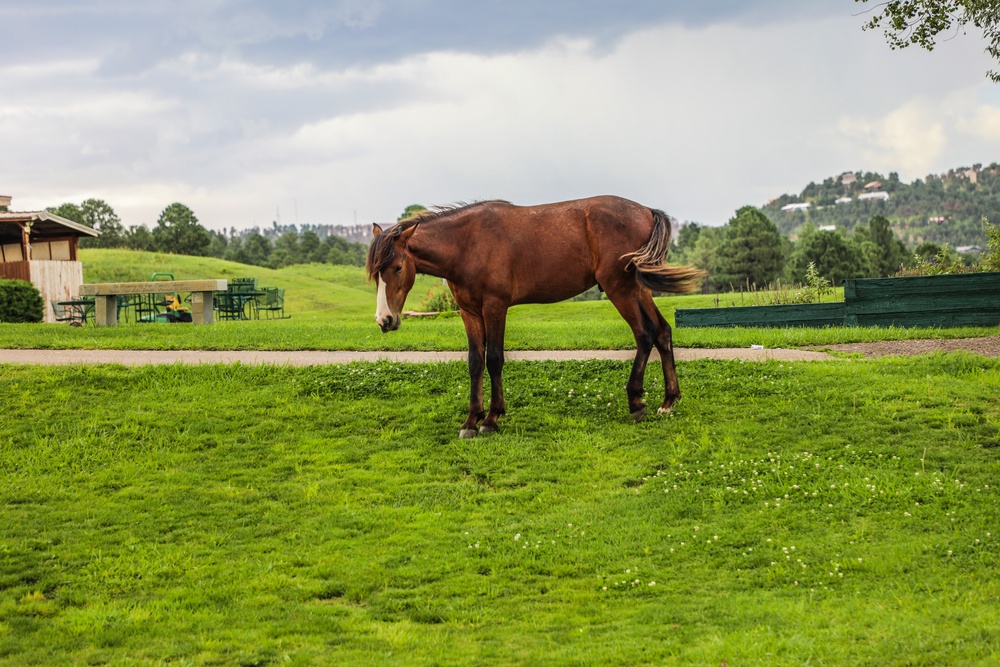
2,249,999,665
2,355,999,665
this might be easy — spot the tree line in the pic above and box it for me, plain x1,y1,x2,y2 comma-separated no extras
48,200,370,269
48,197,991,292
669,205,985,293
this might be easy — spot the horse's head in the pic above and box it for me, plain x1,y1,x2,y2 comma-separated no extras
367,222,418,333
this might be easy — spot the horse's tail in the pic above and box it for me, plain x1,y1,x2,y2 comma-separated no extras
623,208,705,294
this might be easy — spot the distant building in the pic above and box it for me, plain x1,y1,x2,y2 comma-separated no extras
857,191,889,201
929,216,947,224
835,197,852,204
961,168,978,184
957,245,983,254
818,225,837,232
864,180,883,191
780,202,812,212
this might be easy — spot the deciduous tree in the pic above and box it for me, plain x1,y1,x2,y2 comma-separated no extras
791,229,866,286
49,199,126,247
152,203,212,256
857,0,1000,81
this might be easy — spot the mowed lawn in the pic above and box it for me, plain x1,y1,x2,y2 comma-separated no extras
2,354,999,665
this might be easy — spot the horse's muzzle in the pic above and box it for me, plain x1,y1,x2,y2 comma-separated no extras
378,315,400,333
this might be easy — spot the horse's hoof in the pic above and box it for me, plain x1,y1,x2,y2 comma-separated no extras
459,429,478,439
658,405,674,415
630,406,647,423
478,424,498,435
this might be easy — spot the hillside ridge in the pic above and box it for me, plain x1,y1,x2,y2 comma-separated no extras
761,162,998,248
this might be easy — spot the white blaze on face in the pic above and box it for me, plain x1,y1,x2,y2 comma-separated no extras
375,274,392,324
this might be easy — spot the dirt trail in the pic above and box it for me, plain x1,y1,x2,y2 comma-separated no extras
3,337,998,365
0,347,831,366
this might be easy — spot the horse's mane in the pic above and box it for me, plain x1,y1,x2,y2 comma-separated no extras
365,200,510,281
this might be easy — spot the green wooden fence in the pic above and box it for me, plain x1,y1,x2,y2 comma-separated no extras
844,272,1000,327
675,272,1000,328
674,302,844,328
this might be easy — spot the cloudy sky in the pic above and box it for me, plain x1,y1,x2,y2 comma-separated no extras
3,0,999,231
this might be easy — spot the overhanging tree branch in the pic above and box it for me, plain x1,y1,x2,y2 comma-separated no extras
855,0,1000,81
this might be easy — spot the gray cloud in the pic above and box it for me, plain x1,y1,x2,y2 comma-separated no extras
2,0,845,72
3,0,998,231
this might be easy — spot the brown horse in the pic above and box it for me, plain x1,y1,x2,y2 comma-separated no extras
367,195,703,438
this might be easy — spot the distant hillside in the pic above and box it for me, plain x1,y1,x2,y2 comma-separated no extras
761,163,998,249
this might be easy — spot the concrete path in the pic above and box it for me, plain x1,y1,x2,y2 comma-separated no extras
0,347,832,366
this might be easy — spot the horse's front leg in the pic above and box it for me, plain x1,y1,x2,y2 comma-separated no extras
479,305,508,434
459,310,486,438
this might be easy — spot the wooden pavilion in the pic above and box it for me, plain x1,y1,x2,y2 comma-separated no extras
0,196,100,323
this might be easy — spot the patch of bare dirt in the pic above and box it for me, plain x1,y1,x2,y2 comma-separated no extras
817,336,1000,358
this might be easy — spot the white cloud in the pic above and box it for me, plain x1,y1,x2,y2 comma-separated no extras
836,101,949,176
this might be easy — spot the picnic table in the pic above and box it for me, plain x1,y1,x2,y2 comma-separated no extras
79,279,228,326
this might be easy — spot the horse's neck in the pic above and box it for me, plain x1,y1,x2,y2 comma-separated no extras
409,219,467,280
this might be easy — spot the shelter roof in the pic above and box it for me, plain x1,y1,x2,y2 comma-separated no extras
0,210,100,240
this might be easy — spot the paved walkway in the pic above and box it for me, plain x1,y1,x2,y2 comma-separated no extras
0,347,833,366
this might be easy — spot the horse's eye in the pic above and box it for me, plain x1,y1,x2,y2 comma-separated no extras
395,264,403,273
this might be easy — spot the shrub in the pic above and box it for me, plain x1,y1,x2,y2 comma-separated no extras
0,279,45,323
798,262,833,303
725,264,831,306
896,245,977,276
982,218,1000,272
420,282,458,313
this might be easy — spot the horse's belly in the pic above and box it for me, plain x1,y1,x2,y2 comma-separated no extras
512,275,595,305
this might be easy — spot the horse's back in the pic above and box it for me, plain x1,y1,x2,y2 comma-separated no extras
471,196,656,304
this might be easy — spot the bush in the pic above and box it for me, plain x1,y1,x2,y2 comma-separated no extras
420,283,458,313
982,218,1000,272
0,279,44,323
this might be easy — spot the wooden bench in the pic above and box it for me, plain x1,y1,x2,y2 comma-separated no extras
79,280,228,326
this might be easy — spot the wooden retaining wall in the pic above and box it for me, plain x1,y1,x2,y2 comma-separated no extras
843,272,1000,328
675,272,1000,329
674,302,845,328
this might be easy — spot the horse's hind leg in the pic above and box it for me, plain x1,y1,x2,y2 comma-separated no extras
640,291,681,413
602,283,656,422
478,304,508,434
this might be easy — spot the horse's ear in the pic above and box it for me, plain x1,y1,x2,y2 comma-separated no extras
372,223,384,238
399,223,419,245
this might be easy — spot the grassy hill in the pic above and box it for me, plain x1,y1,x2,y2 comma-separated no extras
80,249,443,320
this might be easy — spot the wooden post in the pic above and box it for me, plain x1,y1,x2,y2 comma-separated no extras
19,221,32,261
